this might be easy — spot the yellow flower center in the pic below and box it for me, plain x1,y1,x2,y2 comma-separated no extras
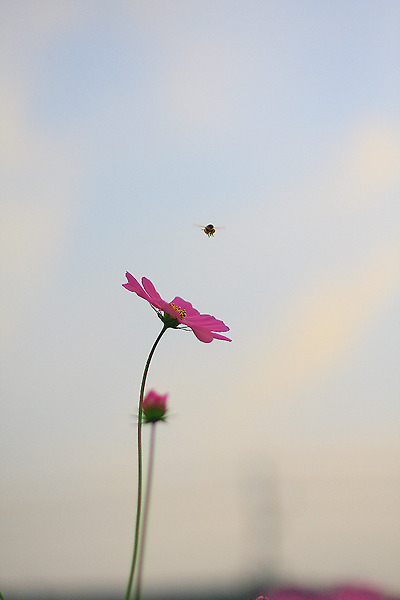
169,302,186,320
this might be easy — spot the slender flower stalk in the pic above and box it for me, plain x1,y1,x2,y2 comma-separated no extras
124,326,168,600
134,421,157,600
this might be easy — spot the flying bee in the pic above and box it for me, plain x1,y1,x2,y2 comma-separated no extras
195,223,224,237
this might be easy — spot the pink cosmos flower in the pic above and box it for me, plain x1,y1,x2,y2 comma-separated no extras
123,272,231,343
142,389,168,423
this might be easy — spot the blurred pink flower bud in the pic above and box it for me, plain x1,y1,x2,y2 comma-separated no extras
142,389,168,423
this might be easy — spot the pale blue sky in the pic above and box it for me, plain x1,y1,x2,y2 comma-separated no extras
1,1,400,596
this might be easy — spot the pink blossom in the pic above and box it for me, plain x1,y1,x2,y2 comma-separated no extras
142,389,168,423
325,586,387,600
267,589,316,600
265,586,390,600
123,272,231,343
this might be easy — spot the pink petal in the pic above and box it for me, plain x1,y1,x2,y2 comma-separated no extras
187,314,230,331
191,327,214,343
123,273,167,312
186,316,230,333
210,332,232,342
170,297,201,317
189,323,231,343
122,272,149,301
141,277,166,308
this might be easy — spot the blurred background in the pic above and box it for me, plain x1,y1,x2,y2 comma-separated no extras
1,1,399,598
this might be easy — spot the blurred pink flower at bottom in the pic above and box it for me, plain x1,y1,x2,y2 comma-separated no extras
266,588,318,600
325,586,387,600
263,586,392,600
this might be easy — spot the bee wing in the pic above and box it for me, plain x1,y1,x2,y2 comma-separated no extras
193,224,225,230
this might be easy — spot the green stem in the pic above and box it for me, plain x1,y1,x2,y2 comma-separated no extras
135,422,157,600
125,325,168,600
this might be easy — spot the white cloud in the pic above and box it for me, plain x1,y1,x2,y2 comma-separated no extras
241,241,400,404
0,68,79,346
